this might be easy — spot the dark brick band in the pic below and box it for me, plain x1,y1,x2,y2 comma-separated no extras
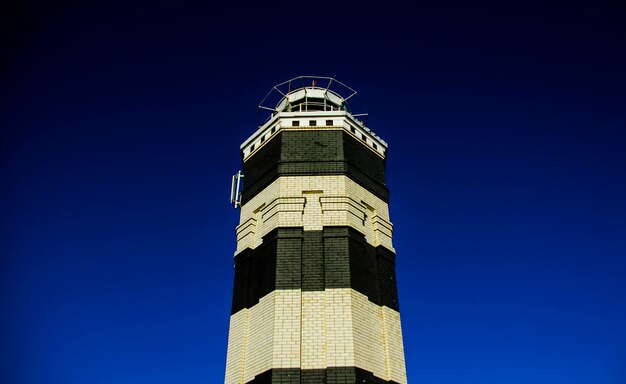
231,226,399,315
241,131,389,204
246,367,400,384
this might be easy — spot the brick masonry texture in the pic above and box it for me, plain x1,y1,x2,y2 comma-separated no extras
224,289,407,384
235,175,394,254
230,227,399,315
226,121,408,384
245,367,402,383
240,131,389,204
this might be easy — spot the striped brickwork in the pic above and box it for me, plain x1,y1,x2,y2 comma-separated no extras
241,130,389,204
235,176,394,255
225,119,407,384
225,289,405,383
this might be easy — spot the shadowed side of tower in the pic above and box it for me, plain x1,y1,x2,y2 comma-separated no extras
225,77,407,384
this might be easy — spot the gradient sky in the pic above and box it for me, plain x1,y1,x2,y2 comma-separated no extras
2,1,626,383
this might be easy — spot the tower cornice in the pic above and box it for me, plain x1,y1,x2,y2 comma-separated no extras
241,111,387,161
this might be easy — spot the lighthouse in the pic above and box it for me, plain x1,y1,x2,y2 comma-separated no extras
225,76,407,384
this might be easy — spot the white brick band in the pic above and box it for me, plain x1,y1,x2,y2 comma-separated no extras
235,176,394,254
224,289,407,384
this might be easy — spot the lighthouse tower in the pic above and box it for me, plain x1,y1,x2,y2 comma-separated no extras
225,76,407,384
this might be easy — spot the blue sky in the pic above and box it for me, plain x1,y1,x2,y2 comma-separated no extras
2,1,626,383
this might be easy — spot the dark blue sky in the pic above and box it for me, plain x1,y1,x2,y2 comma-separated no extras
2,1,626,383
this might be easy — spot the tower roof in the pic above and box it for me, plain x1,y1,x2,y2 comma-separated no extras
258,76,368,125
275,86,348,113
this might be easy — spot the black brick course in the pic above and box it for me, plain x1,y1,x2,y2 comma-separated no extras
230,226,399,315
246,367,401,384
241,131,389,204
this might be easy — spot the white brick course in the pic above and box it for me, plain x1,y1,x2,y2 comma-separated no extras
224,289,407,384
235,176,394,254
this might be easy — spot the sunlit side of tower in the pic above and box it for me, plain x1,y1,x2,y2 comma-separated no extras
225,77,407,384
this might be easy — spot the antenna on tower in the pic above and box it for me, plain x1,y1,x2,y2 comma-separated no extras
230,171,244,208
